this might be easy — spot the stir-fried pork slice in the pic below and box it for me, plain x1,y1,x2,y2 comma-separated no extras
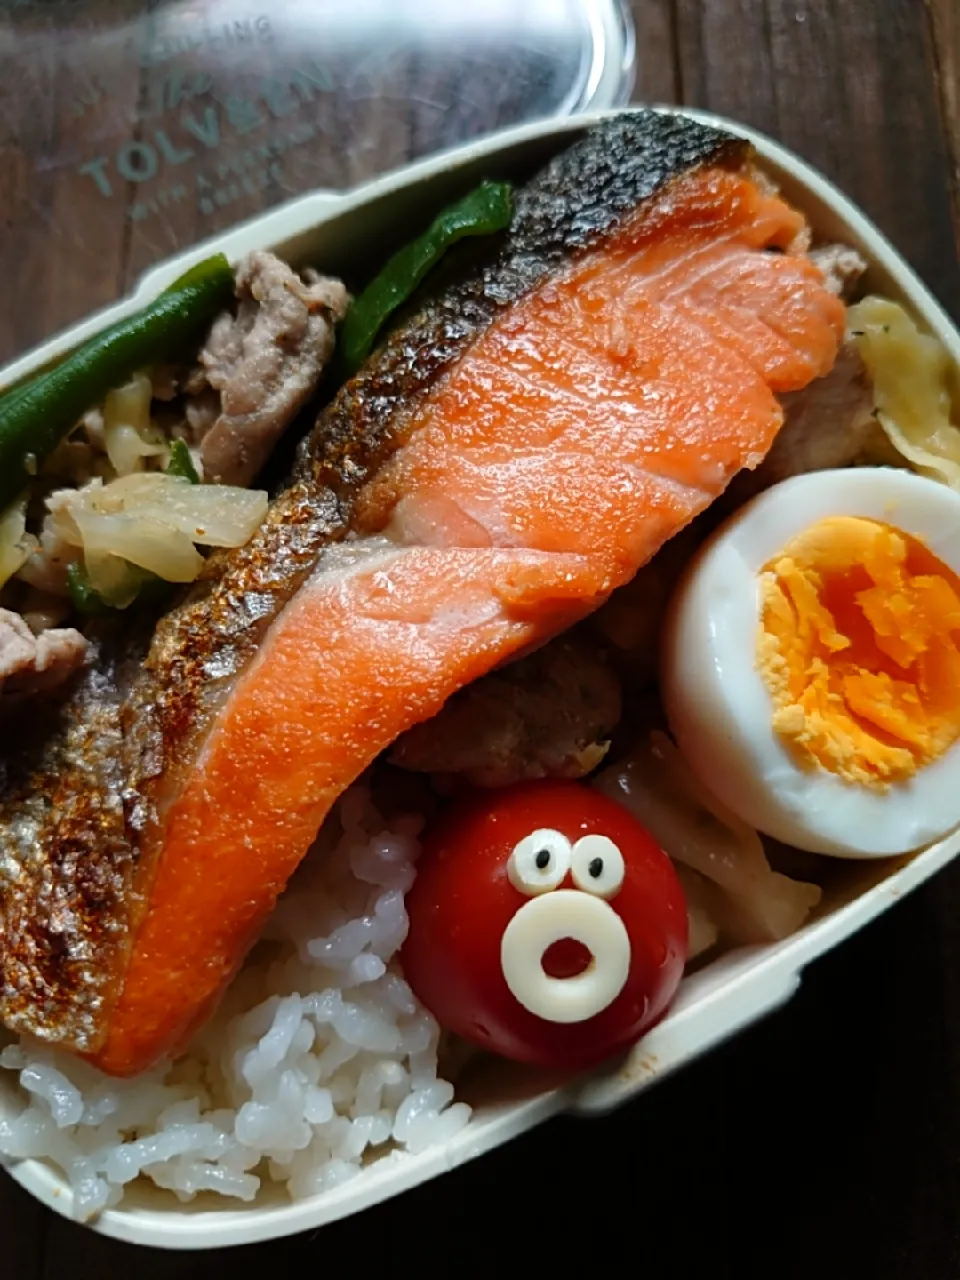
16,486,99,598
754,341,880,481
0,609,88,696
720,341,882,511
390,636,622,788
181,388,220,443
196,252,349,486
810,243,868,298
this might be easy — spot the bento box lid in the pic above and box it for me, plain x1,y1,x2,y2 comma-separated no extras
0,0,634,363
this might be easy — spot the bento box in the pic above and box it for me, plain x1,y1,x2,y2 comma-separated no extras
3,106,960,1249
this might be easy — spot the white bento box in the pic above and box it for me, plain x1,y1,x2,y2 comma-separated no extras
3,106,960,1249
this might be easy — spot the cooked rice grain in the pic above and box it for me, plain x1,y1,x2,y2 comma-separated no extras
0,784,469,1219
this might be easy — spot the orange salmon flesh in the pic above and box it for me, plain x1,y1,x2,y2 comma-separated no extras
91,163,843,1075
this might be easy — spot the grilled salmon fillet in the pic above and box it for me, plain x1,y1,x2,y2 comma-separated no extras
0,112,844,1075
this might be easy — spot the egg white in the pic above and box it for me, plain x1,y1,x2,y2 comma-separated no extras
661,468,960,858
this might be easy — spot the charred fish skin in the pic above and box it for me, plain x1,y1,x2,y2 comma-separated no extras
0,111,747,1054
0,635,146,1049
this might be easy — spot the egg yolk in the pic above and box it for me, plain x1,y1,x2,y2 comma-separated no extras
757,516,960,788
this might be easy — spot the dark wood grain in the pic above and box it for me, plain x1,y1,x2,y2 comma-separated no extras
675,0,960,314
3,2,960,1276
928,0,960,237
0,1,141,363
631,0,681,105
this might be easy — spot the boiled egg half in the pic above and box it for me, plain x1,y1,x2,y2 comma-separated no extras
662,468,960,858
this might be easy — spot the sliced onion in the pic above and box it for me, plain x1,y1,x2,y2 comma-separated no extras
106,423,168,478
0,496,35,588
46,493,84,550
593,732,821,944
83,550,148,607
42,467,268,593
673,865,720,960
84,473,267,548
73,508,204,583
103,374,167,477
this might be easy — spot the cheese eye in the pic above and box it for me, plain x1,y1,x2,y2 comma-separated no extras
507,829,572,896
571,835,625,899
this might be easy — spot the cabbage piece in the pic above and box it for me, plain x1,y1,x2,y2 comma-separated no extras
848,296,960,488
593,732,821,944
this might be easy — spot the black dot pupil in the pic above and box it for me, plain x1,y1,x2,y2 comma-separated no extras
535,849,551,870
588,857,604,878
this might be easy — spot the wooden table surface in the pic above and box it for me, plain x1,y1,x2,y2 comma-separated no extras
1,0,959,1275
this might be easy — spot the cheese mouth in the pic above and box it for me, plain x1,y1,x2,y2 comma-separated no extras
757,515,960,789
499,890,631,1024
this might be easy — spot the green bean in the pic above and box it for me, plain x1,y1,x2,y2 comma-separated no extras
0,255,234,511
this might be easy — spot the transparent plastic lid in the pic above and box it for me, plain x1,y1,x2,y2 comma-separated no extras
0,0,635,361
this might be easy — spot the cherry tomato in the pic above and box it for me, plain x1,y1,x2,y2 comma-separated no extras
401,779,688,1070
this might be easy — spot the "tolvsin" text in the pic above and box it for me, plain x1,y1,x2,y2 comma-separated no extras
79,64,329,198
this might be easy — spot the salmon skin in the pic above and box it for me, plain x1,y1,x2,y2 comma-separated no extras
0,111,844,1074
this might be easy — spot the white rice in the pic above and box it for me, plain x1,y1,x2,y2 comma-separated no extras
0,783,470,1220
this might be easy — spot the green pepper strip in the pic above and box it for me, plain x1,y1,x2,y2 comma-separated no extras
67,559,174,617
66,562,118,617
0,254,235,512
338,179,513,377
166,438,200,483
